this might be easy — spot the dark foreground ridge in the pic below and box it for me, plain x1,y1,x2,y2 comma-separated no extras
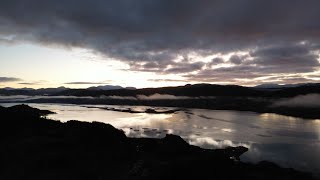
0,105,317,180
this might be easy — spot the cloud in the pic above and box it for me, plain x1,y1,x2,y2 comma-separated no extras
18,83,38,85
100,95,137,101
128,57,205,74
148,78,188,82
64,82,107,85
229,55,245,65
164,61,205,74
104,94,199,100
208,57,224,67
184,66,265,83
0,77,21,82
137,93,192,100
273,94,320,108
249,43,320,73
0,36,18,45
184,43,320,84
18,80,47,85
1,1,320,83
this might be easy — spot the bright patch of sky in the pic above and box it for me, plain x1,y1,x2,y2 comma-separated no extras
0,43,186,88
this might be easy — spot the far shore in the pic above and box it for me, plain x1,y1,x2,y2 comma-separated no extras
0,96,319,119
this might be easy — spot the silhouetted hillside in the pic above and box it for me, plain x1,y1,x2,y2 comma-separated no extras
2,83,320,98
53,83,320,98
0,87,68,96
0,89,34,96
54,84,264,97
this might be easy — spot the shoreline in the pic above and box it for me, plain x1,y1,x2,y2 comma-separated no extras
1,97,319,119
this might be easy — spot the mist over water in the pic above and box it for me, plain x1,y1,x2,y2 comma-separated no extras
273,94,320,108
0,94,216,102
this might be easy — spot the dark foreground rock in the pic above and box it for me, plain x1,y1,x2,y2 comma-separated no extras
0,105,317,180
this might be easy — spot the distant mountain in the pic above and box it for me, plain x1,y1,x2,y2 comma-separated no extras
54,83,262,97
125,87,136,90
0,89,34,96
2,83,320,98
0,85,127,96
0,87,70,96
3,87,16,90
36,86,69,95
87,85,124,91
19,88,36,91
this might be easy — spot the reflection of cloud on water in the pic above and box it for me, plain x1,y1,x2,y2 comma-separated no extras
187,135,251,149
120,125,320,174
222,128,233,133
259,113,300,121
122,127,250,149
122,127,174,138
242,142,320,174
197,113,262,130
113,113,173,129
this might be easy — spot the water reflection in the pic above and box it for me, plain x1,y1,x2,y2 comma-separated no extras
260,113,301,121
242,142,320,174
1,103,320,174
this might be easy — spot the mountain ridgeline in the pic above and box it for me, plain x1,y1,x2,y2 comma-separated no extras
1,83,320,98
52,83,320,98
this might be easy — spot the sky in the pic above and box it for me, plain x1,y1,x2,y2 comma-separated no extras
1,0,320,89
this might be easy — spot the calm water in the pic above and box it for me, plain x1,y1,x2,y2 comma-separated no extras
1,103,320,174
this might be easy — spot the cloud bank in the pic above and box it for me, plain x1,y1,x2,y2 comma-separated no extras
273,94,320,108
1,0,320,84
0,77,21,82
137,94,192,100
65,82,107,85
